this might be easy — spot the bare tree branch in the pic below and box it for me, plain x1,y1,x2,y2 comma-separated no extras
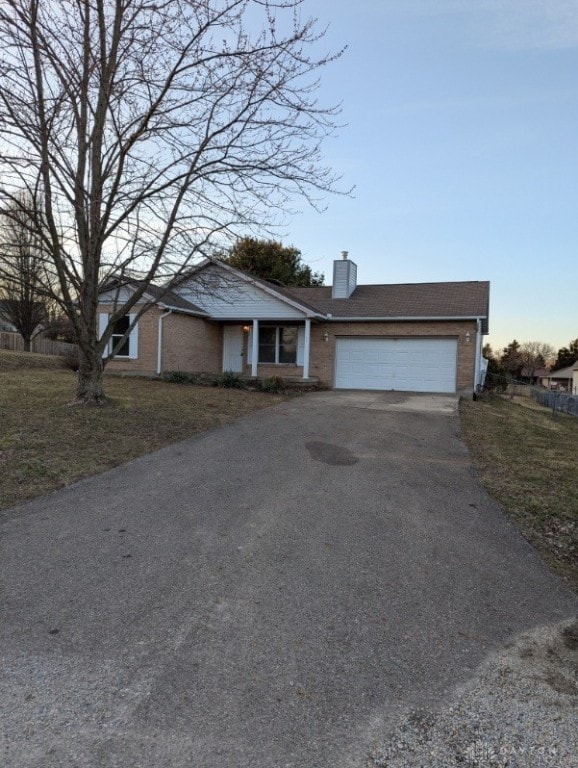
0,193,58,349
0,0,344,402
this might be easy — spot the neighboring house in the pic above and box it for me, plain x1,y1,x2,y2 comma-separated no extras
97,254,490,395
521,367,551,386
540,363,578,393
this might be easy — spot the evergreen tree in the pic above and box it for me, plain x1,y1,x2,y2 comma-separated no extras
223,237,324,287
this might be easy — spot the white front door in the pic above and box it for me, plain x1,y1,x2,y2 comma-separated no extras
223,326,244,372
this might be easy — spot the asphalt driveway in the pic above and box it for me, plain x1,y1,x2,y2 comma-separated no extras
1,391,576,767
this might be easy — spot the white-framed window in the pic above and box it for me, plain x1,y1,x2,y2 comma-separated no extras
99,313,139,360
259,325,297,365
258,326,297,364
247,325,304,366
111,316,131,357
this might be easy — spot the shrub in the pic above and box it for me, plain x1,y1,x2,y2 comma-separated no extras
163,370,200,385
61,346,80,371
213,370,246,389
483,369,508,394
257,375,286,394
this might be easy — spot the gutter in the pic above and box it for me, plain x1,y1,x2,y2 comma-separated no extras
324,315,487,322
159,303,209,318
157,309,173,375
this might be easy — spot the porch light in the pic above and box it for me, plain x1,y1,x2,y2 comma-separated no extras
323,331,329,343
242,325,251,332
465,331,471,343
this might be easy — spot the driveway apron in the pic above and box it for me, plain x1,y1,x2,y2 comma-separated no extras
1,391,576,768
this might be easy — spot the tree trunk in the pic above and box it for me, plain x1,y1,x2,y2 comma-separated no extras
73,345,107,405
23,337,31,352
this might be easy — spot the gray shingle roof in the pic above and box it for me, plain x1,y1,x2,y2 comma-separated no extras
145,283,207,315
548,364,577,378
280,281,490,332
100,267,490,331
99,277,207,315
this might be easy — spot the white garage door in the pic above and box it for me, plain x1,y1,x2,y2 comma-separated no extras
335,338,458,393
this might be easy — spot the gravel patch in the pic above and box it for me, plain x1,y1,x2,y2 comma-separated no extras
370,618,578,768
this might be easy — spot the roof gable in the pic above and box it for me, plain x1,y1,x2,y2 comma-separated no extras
173,260,320,320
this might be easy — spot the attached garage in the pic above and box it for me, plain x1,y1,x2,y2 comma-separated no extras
334,337,458,393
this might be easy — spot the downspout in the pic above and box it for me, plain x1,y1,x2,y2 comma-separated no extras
473,318,483,395
303,319,311,379
251,319,259,378
157,309,173,375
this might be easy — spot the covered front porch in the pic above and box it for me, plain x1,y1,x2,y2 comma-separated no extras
222,319,314,380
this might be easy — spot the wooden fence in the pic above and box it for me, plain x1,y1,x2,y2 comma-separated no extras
0,331,76,357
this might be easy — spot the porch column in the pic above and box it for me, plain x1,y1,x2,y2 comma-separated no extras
303,319,311,379
251,319,259,377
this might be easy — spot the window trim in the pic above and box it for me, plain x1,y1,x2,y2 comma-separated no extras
110,316,131,358
99,312,139,360
258,325,298,365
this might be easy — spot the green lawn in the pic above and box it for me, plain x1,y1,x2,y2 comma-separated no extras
460,395,578,592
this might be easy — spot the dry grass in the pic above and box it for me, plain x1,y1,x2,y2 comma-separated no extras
460,395,578,591
0,348,66,371
0,368,287,512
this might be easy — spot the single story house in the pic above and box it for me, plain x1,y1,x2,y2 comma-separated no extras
97,254,490,395
521,366,550,385
539,363,578,393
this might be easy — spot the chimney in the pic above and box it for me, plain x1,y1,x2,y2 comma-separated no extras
332,251,357,299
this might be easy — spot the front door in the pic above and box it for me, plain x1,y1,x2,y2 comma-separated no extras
222,326,244,373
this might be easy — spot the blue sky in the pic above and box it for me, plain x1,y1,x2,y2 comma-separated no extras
280,0,578,354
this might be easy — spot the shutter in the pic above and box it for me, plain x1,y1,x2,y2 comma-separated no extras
128,314,139,359
247,328,253,364
98,313,109,356
297,326,305,366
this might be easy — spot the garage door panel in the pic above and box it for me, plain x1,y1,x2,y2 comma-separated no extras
335,338,457,393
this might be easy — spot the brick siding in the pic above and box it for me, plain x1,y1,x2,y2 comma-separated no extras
308,320,478,392
243,363,304,379
99,306,478,392
100,303,158,375
99,304,222,376
162,313,222,374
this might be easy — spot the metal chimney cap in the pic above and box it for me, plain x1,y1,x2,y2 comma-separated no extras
341,250,349,260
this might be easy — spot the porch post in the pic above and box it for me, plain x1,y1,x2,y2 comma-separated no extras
303,319,311,379
251,319,259,377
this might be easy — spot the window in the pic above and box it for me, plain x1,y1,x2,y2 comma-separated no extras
258,326,297,364
258,327,276,363
98,312,139,360
111,316,131,356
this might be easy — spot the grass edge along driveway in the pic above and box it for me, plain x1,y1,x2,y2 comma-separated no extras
0,367,287,513
2,354,576,596
460,395,577,593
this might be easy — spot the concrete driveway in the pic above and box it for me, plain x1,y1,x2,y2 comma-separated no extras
1,391,576,767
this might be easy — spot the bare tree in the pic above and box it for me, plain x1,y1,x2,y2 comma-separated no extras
519,341,555,383
0,0,342,403
0,195,54,350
